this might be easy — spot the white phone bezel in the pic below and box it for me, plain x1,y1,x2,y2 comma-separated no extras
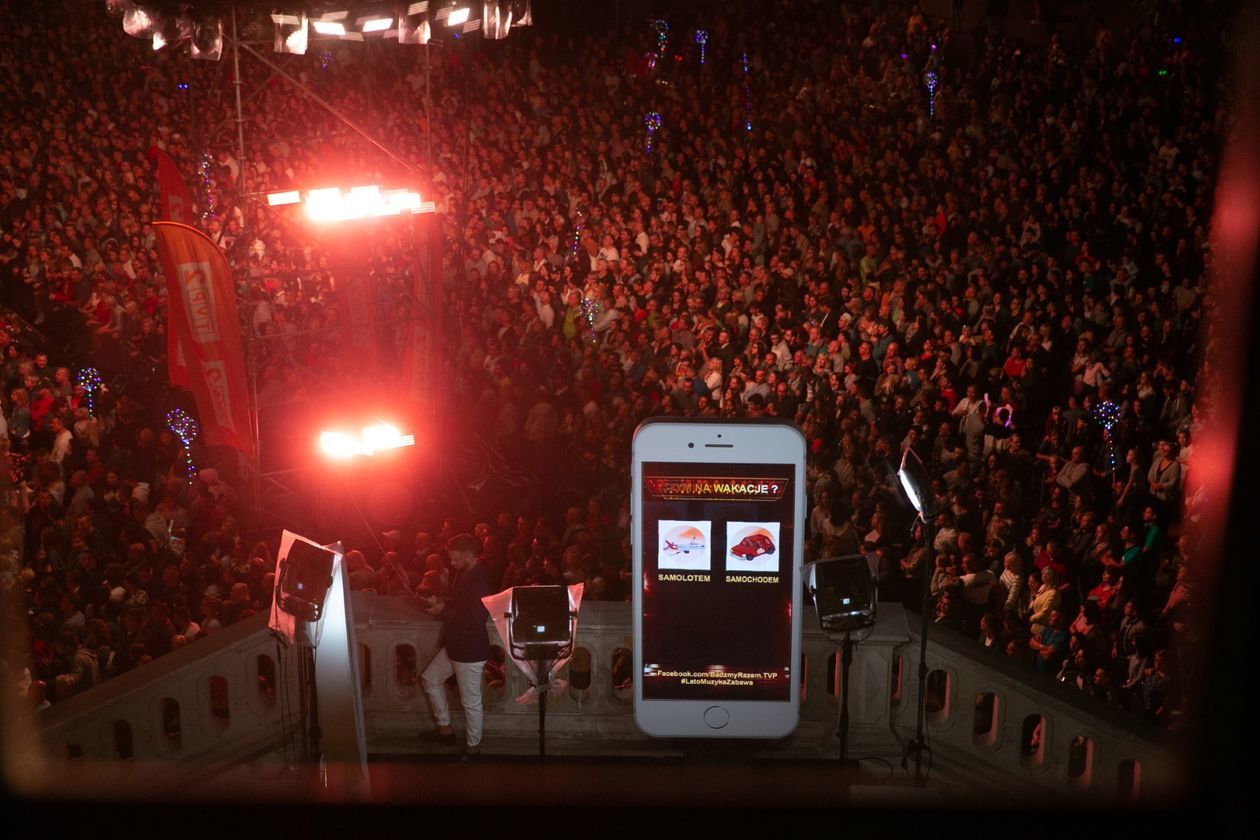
631,418,806,739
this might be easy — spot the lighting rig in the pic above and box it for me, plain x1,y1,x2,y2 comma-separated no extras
106,1,532,58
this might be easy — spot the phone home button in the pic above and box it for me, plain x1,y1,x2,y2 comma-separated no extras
703,705,730,730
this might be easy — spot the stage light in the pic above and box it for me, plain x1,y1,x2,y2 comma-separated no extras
267,190,302,206
507,586,575,660
296,186,435,222
320,424,416,459
483,1,510,38
122,5,154,37
151,13,182,51
272,12,309,54
896,444,936,787
190,18,223,60
361,16,393,32
806,556,877,635
484,1,530,37
362,422,415,451
304,187,345,221
447,7,471,26
277,539,337,623
898,447,934,517
313,20,347,36
320,431,366,459
400,7,430,44
805,555,876,766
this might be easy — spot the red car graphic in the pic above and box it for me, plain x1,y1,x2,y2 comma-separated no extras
730,533,776,559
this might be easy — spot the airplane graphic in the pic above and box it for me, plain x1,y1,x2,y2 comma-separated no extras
663,538,706,555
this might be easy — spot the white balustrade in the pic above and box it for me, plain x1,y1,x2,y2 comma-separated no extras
26,594,1181,803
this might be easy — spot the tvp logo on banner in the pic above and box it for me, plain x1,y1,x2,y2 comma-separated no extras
178,262,222,344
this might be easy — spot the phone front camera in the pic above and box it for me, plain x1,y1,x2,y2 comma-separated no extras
688,442,694,448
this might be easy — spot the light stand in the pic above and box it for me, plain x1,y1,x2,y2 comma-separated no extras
898,448,936,786
838,629,855,763
268,532,370,797
506,585,576,758
806,555,877,768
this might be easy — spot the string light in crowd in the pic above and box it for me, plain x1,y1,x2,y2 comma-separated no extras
650,18,669,55
570,209,583,260
741,52,752,132
199,153,216,221
925,43,940,117
76,367,103,416
321,49,333,69
1094,399,1121,474
644,111,662,155
694,29,708,65
579,297,600,344
166,408,201,484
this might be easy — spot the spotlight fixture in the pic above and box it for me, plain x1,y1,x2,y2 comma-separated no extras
266,185,436,221
510,0,532,26
483,0,531,38
319,423,416,459
277,540,337,623
896,444,936,787
151,13,182,51
266,190,302,207
312,20,347,36
806,555,877,635
398,2,431,44
122,4,156,38
805,554,876,766
359,15,393,33
272,13,309,54
482,1,508,38
898,447,935,518
445,6,471,27
507,586,576,661
190,17,223,61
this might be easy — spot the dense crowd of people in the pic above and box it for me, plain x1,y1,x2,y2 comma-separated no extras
0,0,1230,737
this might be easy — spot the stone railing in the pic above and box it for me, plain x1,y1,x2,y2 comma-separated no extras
19,595,1183,804
884,616,1187,803
12,605,301,800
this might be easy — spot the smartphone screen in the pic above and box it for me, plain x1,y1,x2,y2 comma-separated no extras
639,460,796,703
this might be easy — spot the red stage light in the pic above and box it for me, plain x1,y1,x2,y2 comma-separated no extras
319,423,415,459
266,186,435,222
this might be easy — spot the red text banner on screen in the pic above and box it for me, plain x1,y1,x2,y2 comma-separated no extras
643,476,789,502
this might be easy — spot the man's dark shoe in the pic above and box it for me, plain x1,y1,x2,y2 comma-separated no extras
451,744,481,765
420,729,457,746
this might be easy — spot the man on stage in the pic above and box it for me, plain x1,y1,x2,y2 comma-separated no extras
420,533,492,757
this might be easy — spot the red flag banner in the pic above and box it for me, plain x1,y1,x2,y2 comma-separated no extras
153,222,255,459
148,146,195,388
148,146,195,225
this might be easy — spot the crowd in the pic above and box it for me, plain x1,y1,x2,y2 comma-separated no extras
0,0,1229,736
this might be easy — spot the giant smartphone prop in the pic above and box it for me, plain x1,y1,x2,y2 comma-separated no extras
631,418,806,738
